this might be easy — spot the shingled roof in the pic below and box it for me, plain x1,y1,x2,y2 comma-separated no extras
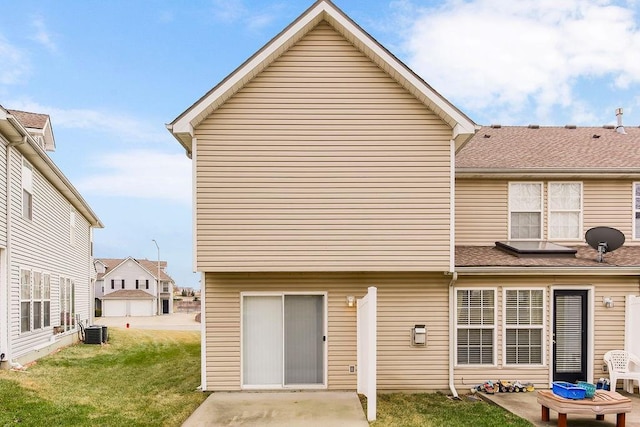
7,109,49,129
456,245,640,270
96,257,173,282
101,289,155,299
457,126,640,170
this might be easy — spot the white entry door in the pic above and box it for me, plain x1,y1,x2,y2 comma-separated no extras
242,294,325,388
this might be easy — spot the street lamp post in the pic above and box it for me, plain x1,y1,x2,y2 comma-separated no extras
152,239,161,315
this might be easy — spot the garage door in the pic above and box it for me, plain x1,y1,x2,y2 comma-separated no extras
130,300,154,316
104,300,127,317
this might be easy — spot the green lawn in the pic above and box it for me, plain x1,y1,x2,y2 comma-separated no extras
0,328,207,427
362,392,534,427
1,330,533,427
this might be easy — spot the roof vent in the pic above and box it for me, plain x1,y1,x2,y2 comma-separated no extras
490,124,501,129
483,134,491,138
528,124,540,129
603,125,615,129
593,134,601,139
565,125,577,129
616,108,626,134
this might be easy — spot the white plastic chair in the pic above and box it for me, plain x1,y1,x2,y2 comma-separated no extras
604,350,640,394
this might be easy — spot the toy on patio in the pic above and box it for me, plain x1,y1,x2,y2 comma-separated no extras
471,380,534,394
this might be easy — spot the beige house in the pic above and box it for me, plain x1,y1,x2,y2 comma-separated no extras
168,0,640,394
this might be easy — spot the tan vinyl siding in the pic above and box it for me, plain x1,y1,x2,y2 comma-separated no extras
453,275,638,388
456,178,639,246
194,21,453,272
583,179,634,241
455,179,507,245
204,272,450,391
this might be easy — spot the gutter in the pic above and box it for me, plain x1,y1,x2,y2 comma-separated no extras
455,267,640,276
456,168,640,179
448,271,458,398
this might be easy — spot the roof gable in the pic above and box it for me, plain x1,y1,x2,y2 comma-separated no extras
168,0,476,154
96,257,174,282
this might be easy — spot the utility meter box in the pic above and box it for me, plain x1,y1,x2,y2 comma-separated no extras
412,325,427,346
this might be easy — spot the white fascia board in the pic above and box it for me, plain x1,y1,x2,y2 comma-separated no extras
455,267,640,275
456,168,640,179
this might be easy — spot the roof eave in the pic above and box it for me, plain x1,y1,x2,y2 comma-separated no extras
456,168,640,179
2,109,103,228
455,266,640,275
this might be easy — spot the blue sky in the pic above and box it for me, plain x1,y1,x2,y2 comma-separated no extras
1,0,640,289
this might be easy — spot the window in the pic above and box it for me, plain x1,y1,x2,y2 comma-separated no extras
60,278,75,332
509,183,542,239
505,289,544,365
163,283,169,293
456,289,495,365
33,272,42,329
20,269,31,332
43,274,51,327
548,183,582,239
634,183,640,239
22,159,33,220
70,206,76,246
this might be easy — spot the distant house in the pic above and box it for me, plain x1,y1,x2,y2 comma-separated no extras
0,106,103,367
94,257,174,317
168,0,640,395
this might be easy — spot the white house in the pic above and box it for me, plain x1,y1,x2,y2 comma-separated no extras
94,257,174,317
0,106,103,368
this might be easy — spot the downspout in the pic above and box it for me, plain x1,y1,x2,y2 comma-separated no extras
448,271,459,398
4,134,27,365
448,137,459,398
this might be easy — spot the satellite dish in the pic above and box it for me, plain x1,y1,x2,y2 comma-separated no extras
585,226,625,262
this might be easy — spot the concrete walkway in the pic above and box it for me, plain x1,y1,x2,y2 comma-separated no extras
481,389,640,426
95,312,201,331
181,391,369,427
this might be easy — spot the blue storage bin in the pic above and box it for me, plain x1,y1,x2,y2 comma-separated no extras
552,381,586,399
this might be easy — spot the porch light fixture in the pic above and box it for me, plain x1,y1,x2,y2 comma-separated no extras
346,296,355,307
603,297,614,309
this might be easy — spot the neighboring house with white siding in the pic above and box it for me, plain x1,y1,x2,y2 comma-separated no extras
94,257,174,317
0,106,103,367
168,0,640,394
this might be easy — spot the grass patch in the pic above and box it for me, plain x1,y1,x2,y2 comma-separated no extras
0,328,207,427
361,392,534,427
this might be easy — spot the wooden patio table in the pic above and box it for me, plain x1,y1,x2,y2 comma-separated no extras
537,389,632,427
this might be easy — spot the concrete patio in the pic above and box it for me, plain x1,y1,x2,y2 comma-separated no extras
481,389,640,427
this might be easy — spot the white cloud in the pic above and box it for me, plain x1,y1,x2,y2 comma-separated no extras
77,150,191,203
30,16,57,52
397,0,640,124
6,98,168,143
210,0,278,32
0,34,29,84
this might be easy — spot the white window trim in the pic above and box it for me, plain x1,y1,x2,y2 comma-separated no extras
508,182,543,240
454,287,497,367
547,182,583,240
633,182,640,240
20,268,32,334
502,287,546,367
22,159,34,221
240,291,328,390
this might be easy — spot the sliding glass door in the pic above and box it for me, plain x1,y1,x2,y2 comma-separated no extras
243,294,325,388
